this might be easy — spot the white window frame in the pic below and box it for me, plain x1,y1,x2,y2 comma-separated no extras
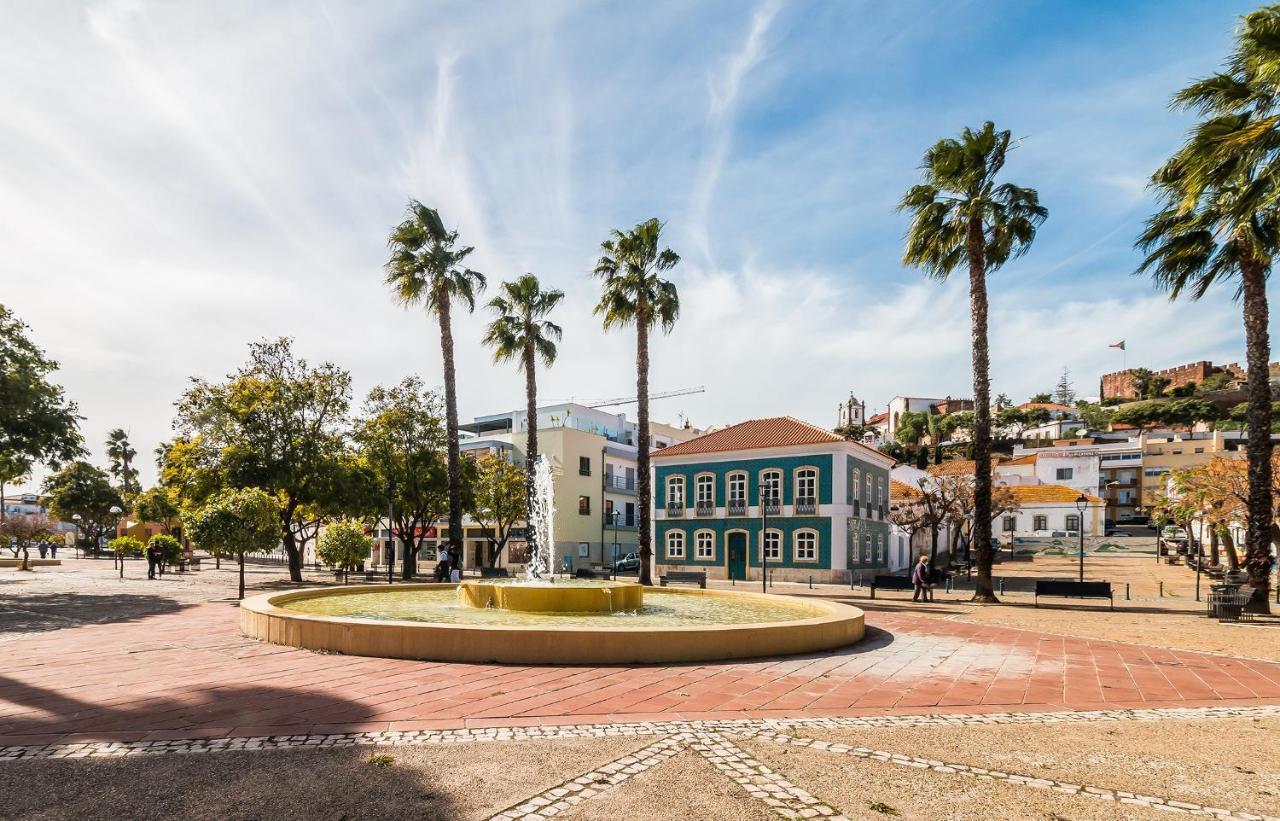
760,470,782,504
727,472,747,502
694,473,715,506
877,478,884,506
1056,467,1074,481
794,529,818,562
1065,514,1081,532
875,533,883,563
667,476,685,505
1033,515,1048,531
666,530,685,559
851,468,861,501
761,528,782,561
863,533,872,563
795,467,818,503
695,530,715,559
865,474,873,502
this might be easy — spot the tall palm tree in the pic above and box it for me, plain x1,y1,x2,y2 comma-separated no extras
1137,7,1280,612
105,428,139,499
899,122,1047,603
593,218,680,586
482,274,564,555
385,200,486,574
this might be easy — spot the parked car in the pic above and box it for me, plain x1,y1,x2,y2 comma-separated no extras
1104,531,1130,537
612,552,639,572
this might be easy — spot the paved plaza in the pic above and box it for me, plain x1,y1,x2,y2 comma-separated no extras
2,560,1278,819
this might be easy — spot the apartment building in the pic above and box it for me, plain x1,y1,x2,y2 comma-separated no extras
652,417,895,584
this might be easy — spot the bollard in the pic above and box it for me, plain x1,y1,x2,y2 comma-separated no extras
945,576,952,593
1125,583,1130,601
1159,580,1163,598
808,575,813,590
998,577,1005,595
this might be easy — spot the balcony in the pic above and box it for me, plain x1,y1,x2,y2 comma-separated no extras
665,502,685,517
864,502,872,518
694,501,715,517
795,497,817,515
603,514,637,530
604,474,636,493
727,498,747,516
762,497,781,516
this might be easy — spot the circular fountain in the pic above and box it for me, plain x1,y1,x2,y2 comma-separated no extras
239,457,863,663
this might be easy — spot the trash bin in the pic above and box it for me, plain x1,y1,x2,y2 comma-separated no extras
1207,584,1247,622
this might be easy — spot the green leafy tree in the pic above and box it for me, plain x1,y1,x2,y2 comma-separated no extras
894,411,929,446
147,533,182,565
1110,401,1167,434
173,338,352,582
467,454,527,567
316,519,372,573
0,306,83,478
483,274,564,556
0,452,32,524
1028,392,1052,404
1074,401,1113,432
1198,371,1235,393
993,393,1013,411
834,423,874,442
353,377,449,578
593,218,681,586
184,487,280,599
105,428,140,499
384,201,487,570
994,407,1029,439
43,461,123,553
899,121,1047,602
133,486,181,535
108,535,144,557
1053,368,1075,405
1137,6,1280,611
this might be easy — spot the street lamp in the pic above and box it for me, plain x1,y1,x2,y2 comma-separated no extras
71,513,82,559
1074,494,1088,583
759,480,771,594
109,505,124,578
385,479,396,584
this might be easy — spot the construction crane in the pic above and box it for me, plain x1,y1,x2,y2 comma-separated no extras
585,386,705,409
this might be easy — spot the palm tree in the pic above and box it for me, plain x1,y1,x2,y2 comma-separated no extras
105,428,139,499
385,200,486,574
1137,7,1280,612
482,274,564,555
899,122,1047,603
593,218,680,586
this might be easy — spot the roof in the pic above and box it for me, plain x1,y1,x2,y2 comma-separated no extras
1006,484,1104,504
1003,453,1038,466
867,412,888,426
890,479,923,500
1018,402,1075,412
926,458,1002,476
651,416,886,461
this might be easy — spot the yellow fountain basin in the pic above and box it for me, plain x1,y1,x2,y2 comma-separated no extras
458,580,643,613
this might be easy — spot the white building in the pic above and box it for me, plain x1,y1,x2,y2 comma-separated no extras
999,444,1100,498
836,393,866,429
997,485,1106,538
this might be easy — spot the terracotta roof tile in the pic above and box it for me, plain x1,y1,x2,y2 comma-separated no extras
926,458,1002,476
1018,402,1076,412
653,416,880,459
1003,453,1038,466
890,479,922,500
867,412,888,425
1006,484,1104,504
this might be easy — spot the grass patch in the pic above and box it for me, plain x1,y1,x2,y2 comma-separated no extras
369,753,395,768
868,801,900,816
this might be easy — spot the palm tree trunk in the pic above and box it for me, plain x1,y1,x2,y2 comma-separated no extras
636,315,653,586
1220,526,1241,572
524,336,539,560
438,292,464,568
238,551,245,600
967,216,997,603
1239,250,1273,613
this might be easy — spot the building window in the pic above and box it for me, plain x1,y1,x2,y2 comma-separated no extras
762,529,781,561
865,474,873,503
579,456,591,476
695,530,714,559
875,534,883,563
794,530,817,561
1056,468,1073,481
1065,514,1081,532
851,533,861,563
795,468,817,513
695,474,715,508
863,533,872,563
1003,516,1016,532
727,472,747,513
851,468,861,501
666,530,685,559
760,470,782,507
578,495,591,515
877,478,884,506
667,476,685,506
1033,515,1047,531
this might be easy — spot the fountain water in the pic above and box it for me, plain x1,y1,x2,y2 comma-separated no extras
526,454,556,580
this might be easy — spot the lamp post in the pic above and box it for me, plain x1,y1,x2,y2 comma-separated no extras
759,480,770,594
109,505,124,578
71,514,82,559
608,510,621,578
385,479,396,584
1074,494,1088,583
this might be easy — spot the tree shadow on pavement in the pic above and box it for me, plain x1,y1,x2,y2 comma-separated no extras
0,592,190,634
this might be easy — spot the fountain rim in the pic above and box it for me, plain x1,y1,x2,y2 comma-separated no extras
241,582,855,634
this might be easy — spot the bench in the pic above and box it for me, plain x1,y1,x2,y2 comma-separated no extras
187,557,201,571
574,568,600,580
480,567,510,579
869,575,916,599
363,568,384,582
660,570,707,588
1034,580,1113,609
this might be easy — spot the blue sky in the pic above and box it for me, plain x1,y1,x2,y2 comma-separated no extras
0,0,1260,487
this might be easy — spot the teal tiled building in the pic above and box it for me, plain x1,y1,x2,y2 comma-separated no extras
651,417,895,584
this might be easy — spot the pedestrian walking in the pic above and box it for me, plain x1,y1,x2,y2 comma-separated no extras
146,542,161,580
911,555,932,602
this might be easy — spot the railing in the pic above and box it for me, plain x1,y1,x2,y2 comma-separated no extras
604,474,636,492
727,499,747,516
865,502,872,518
763,497,781,516
665,502,685,517
795,497,817,515
850,501,860,518
603,515,637,530
695,501,715,517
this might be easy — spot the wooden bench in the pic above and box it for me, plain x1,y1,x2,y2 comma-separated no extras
1034,580,1113,609
480,567,510,579
869,575,916,599
660,570,707,588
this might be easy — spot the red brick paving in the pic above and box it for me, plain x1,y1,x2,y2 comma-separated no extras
2,601,1278,745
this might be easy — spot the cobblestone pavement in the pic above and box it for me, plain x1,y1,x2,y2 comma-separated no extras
4,707,1275,819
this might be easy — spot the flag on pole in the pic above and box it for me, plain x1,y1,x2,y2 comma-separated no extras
1109,340,1125,350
